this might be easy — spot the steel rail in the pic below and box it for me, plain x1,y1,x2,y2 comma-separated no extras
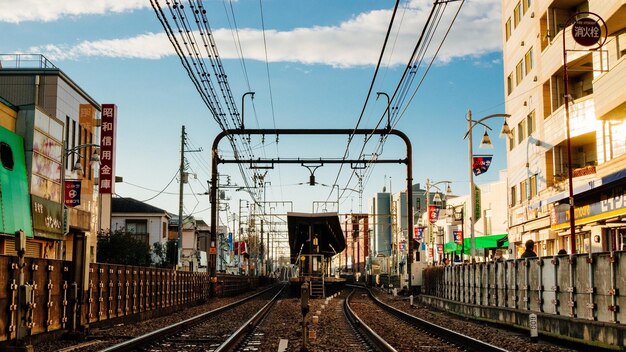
366,288,508,352
344,289,398,352
100,284,282,352
214,284,286,351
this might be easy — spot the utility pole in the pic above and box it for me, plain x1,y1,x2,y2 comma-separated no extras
178,125,202,271
178,126,185,268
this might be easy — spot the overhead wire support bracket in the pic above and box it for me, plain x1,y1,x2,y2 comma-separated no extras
210,128,415,288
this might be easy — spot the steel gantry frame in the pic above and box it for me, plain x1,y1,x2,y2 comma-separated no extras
210,128,414,288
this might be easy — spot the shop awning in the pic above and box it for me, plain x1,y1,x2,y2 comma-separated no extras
444,234,508,254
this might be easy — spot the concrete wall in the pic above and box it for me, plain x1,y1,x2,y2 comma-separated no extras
422,251,626,348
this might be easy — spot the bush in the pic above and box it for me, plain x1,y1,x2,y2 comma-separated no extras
97,230,152,266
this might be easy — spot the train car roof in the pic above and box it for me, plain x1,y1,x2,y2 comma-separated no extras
287,212,346,261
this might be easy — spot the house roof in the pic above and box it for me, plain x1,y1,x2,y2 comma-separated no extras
112,197,170,217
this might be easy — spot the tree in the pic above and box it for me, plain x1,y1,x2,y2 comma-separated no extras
153,240,178,268
97,229,152,266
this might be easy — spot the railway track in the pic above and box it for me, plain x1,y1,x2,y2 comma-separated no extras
345,287,508,352
100,284,285,352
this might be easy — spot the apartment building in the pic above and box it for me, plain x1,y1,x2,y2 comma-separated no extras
0,54,101,261
502,1,626,255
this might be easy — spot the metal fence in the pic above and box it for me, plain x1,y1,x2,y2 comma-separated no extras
0,255,259,344
423,251,625,323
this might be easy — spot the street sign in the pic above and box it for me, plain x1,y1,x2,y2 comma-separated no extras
572,17,601,47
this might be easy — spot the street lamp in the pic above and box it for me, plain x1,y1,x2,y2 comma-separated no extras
65,143,100,176
425,179,452,264
465,110,511,262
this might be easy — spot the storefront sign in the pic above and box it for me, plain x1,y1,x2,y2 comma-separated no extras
551,186,626,229
32,195,63,235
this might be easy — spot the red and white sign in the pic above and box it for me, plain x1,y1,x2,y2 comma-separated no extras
99,104,117,194
64,180,81,207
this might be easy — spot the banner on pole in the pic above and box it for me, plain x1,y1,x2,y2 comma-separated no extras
472,155,493,176
428,205,440,224
453,230,463,244
413,225,424,242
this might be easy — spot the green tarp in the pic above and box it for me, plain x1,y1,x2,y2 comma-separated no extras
444,234,508,254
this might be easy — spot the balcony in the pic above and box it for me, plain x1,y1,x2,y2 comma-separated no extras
540,24,588,81
544,95,596,146
594,57,626,120
589,0,626,33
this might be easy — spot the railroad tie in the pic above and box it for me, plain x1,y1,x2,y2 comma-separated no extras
277,338,289,352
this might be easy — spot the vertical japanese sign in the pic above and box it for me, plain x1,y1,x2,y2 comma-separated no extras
99,104,117,194
437,244,443,255
474,185,481,222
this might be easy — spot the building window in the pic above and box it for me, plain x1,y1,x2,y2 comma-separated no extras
516,59,525,85
126,219,148,234
513,2,522,28
505,18,512,41
529,174,537,198
524,47,533,75
65,116,70,170
517,119,527,144
527,110,536,136
520,180,528,202
510,185,517,205
523,0,530,14
616,30,626,59
0,142,14,170
507,73,514,95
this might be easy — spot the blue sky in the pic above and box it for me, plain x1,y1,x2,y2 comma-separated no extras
0,0,509,225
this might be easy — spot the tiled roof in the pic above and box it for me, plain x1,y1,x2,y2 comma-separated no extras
112,197,170,216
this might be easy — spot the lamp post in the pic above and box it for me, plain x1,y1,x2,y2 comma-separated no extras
465,110,511,262
63,142,100,334
425,179,452,264
561,12,606,255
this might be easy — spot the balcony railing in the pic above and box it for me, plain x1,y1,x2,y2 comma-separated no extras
0,54,57,69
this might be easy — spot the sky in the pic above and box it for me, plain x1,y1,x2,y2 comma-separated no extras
0,0,510,228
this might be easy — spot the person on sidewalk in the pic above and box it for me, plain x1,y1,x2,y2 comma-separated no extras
521,239,537,258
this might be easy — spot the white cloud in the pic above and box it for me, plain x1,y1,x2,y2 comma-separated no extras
0,0,147,23
24,0,503,67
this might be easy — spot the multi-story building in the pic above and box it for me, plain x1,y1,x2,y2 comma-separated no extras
340,213,368,276
0,54,101,261
502,1,626,255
